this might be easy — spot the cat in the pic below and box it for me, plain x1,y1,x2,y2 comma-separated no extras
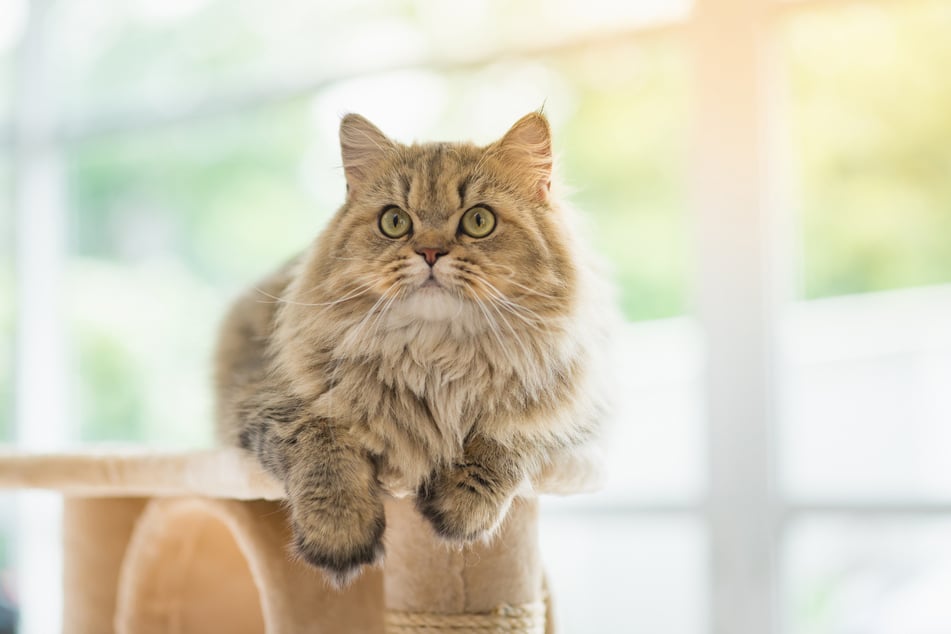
214,111,613,586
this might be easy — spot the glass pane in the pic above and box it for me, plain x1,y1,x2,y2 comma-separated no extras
611,320,702,502
556,43,689,320
785,517,951,634
786,0,951,298
67,101,317,446
545,319,702,506
781,0,951,501
782,288,951,501
50,0,691,117
540,513,706,634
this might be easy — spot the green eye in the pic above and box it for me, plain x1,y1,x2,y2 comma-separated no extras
460,206,496,238
379,207,412,238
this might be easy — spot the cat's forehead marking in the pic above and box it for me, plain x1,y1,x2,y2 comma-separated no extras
457,175,471,208
398,172,412,209
424,144,446,203
403,144,471,223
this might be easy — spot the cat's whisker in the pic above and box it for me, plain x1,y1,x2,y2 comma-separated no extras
459,273,532,372
342,288,394,350
468,275,548,327
481,286,542,357
252,287,293,305
342,278,408,351
307,284,377,308
486,296,536,366
483,289,545,325
491,264,566,299
488,297,545,333
469,295,520,371
503,278,564,302
460,273,548,378
329,254,391,263
364,286,404,340
325,297,380,416
254,282,375,308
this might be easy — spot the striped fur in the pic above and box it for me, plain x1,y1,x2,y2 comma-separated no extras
214,112,615,585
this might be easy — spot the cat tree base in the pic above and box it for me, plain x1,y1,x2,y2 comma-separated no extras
1,449,597,633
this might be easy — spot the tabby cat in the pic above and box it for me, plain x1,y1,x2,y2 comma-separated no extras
214,112,612,586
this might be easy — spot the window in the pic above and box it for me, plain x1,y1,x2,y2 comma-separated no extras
5,1,950,632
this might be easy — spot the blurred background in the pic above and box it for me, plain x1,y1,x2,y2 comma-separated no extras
1,0,950,632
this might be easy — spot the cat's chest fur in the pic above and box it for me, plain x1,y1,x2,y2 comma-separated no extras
321,320,546,493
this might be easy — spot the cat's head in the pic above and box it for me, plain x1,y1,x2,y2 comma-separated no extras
309,112,579,330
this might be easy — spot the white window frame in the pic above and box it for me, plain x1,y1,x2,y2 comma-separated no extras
8,1,950,633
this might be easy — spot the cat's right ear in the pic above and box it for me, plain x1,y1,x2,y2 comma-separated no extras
339,114,394,199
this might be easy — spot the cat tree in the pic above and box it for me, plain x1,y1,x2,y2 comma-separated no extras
0,447,599,633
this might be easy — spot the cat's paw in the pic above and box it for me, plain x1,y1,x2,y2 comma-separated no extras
415,468,512,543
290,494,386,587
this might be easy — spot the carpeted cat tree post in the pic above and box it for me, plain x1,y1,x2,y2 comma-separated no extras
0,448,598,633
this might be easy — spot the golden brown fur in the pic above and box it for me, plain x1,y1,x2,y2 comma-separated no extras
214,112,612,585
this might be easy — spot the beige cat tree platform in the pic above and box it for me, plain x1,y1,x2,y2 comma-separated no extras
0,448,599,633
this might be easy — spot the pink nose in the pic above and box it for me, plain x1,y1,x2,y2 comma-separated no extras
416,248,447,266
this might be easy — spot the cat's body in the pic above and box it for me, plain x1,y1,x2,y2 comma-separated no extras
214,113,613,585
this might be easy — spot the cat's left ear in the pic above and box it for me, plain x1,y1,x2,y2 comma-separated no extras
496,112,553,202
340,114,394,198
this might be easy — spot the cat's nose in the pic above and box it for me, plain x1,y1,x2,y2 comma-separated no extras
416,248,447,266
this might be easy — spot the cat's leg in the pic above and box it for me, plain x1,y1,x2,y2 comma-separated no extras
239,397,384,586
416,434,526,542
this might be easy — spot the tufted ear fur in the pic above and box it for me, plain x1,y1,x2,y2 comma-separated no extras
339,114,395,198
495,112,553,201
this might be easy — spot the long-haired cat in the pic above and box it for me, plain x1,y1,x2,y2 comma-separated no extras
214,112,612,586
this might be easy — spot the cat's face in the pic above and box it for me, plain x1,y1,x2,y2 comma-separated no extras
312,113,577,330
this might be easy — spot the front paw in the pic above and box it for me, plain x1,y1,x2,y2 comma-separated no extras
416,468,512,543
290,492,385,587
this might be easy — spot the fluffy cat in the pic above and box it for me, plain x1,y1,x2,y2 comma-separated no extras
214,112,612,585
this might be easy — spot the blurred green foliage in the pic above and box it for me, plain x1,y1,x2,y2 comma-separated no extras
75,328,145,443
67,104,325,444
788,0,951,299
70,104,318,283
558,42,689,320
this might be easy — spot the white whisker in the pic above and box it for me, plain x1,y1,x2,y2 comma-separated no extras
492,264,565,300
474,277,548,327
254,282,375,308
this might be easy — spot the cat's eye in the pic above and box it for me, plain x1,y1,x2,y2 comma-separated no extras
379,207,412,238
460,206,496,238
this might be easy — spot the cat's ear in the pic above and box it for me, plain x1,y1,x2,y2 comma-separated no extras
340,114,394,198
496,112,553,201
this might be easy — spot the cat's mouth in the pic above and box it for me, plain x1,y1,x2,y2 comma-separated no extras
419,276,443,289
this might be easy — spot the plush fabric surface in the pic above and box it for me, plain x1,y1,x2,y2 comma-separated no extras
0,446,600,498
0,448,284,499
0,448,594,633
